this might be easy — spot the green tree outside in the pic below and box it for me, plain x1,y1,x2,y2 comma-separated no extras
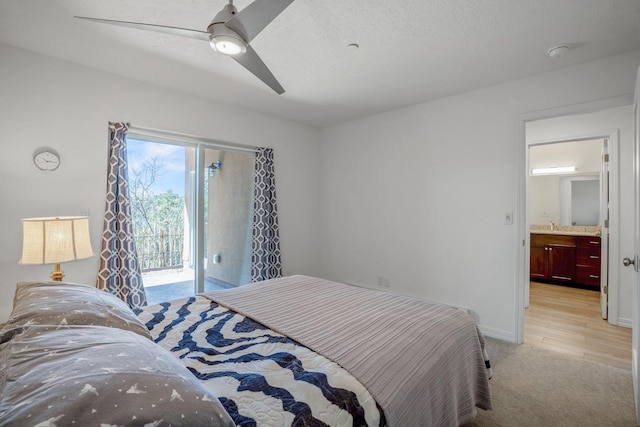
129,155,185,270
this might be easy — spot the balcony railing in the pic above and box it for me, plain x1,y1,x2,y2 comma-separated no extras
134,228,184,272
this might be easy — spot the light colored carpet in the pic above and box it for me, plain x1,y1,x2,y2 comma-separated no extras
465,337,636,427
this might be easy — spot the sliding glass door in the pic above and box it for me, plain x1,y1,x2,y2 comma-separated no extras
202,147,254,289
127,137,253,303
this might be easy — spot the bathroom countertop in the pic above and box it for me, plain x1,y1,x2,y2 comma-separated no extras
530,224,601,237
530,230,601,237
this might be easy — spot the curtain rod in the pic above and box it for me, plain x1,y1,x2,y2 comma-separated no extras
128,125,259,154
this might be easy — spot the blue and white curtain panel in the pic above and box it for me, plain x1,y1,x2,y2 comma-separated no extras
97,121,147,309
251,147,283,282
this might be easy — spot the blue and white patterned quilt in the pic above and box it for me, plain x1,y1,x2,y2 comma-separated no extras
136,296,384,427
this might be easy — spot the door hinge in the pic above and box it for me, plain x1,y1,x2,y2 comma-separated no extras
604,219,609,228
603,285,608,295
604,153,609,163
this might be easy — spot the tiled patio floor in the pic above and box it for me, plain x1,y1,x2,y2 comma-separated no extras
142,268,231,305
144,280,231,305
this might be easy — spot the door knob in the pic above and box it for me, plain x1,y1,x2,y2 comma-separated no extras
623,257,635,267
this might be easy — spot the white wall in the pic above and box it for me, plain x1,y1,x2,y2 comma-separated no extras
0,43,322,321
530,175,561,224
530,138,604,174
319,49,640,341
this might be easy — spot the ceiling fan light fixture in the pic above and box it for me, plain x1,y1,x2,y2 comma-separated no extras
77,0,292,93
210,33,246,55
207,3,246,56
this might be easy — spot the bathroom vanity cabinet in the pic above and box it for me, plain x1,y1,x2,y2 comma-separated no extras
575,236,602,287
530,233,601,287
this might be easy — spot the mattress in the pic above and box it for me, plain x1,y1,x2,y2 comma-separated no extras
137,275,492,426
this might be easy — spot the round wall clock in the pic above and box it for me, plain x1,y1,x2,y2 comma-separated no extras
33,148,60,171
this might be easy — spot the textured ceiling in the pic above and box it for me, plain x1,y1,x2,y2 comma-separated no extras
1,0,640,127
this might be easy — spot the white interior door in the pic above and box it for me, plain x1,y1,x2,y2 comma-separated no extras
631,67,640,427
601,141,609,320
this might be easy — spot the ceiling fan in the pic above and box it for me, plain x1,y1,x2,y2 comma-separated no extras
75,0,295,94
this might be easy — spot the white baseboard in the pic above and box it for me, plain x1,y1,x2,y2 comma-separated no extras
478,325,516,343
617,317,632,328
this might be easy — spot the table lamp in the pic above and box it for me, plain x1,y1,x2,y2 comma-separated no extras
19,216,94,281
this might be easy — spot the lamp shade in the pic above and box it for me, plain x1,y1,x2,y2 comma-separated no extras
20,216,93,265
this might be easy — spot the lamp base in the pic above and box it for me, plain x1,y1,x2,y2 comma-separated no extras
50,263,64,282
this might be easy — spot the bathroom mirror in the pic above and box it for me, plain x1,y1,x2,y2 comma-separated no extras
564,176,599,226
530,174,600,226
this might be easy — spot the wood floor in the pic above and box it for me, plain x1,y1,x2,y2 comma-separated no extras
525,281,632,370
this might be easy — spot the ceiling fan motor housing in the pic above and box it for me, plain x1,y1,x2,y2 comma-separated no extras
208,3,246,55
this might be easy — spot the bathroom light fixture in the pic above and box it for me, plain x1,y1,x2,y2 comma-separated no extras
208,161,222,177
531,166,576,175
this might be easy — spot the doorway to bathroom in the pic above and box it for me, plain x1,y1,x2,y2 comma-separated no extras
520,103,636,368
528,137,609,318
525,135,627,366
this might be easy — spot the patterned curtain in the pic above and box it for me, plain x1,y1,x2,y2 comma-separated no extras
96,122,147,308
251,148,283,282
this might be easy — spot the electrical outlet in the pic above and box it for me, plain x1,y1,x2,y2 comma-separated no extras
377,276,391,288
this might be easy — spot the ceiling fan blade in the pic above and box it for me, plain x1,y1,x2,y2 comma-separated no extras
74,16,210,42
232,44,284,94
225,0,295,43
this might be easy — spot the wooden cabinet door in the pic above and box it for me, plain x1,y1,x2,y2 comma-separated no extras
548,245,576,282
530,244,548,279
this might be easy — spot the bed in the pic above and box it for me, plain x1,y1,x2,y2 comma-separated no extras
0,275,492,426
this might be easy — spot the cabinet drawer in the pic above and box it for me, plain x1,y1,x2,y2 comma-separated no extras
531,234,576,247
577,246,600,256
576,236,601,249
576,267,600,287
577,254,600,267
